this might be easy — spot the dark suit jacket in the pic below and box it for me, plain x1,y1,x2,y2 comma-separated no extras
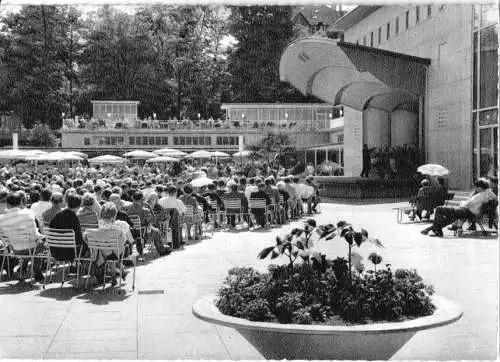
203,191,224,210
223,191,248,212
49,209,84,246
48,208,85,260
250,190,272,205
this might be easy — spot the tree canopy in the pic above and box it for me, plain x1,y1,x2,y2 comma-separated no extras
0,5,317,129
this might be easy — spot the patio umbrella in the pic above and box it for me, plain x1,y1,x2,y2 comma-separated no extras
49,152,83,161
211,151,230,158
190,177,214,187
123,150,157,159
417,164,450,177
66,151,88,159
192,170,207,179
89,155,126,164
0,149,45,160
232,150,253,158
186,150,212,159
153,148,182,155
29,153,71,162
146,156,179,163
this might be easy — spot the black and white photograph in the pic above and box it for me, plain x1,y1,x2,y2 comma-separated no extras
0,1,497,360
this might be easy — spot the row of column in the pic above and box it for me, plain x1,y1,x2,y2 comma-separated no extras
343,106,418,176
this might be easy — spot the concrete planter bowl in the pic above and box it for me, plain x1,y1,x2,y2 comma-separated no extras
193,295,462,360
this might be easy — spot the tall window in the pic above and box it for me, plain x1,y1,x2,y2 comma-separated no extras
363,36,366,45
386,22,390,40
378,27,382,44
370,32,374,46
395,17,399,34
405,10,409,29
472,4,499,180
427,5,432,17
416,6,420,23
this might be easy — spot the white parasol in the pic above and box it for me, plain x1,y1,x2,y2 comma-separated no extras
146,156,179,163
417,164,450,177
211,151,230,158
89,155,127,164
190,177,215,187
123,150,157,159
186,150,212,159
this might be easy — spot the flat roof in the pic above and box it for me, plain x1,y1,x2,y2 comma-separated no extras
91,100,140,104
221,103,337,109
331,5,381,32
338,41,431,65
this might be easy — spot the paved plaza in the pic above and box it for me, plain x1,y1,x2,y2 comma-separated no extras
0,201,497,360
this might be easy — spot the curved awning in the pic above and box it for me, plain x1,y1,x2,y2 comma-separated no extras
280,38,430,113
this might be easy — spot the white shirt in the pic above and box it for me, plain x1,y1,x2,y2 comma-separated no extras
158,196,186,214
461,189,497,215
0,208,42,250
30,201,52,220
245,185,258,200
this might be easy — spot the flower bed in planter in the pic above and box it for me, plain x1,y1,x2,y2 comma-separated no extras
193,294,462,360
192,220,463,360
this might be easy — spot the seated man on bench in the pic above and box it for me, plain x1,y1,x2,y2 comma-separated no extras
421,179,497,237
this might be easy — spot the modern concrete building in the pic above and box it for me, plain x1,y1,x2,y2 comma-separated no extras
60,103,344,163
280,4,498,189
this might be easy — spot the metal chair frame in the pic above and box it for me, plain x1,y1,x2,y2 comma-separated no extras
44,228,90,289
86,228,136,291
222,199,249,229
182,205,203,240
249,198,271,229
0,228,47,285
129,215,147,254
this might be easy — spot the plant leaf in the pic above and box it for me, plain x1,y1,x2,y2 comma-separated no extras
361,228,368,237
367,237,385,248
257,246,274,259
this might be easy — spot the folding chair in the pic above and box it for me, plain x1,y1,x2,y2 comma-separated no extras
455,199,498,237
154,211,171,246
183,205,202,240
80,222,99,232
129,215,146,255
86,228,136,291
0,228,47,285
206,198,220,235
249,198,270,229
44,228,90,289
277,194,287,224
222,198,248,229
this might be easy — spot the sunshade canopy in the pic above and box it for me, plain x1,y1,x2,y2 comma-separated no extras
89,155,126,164
280,38,430,113
123,150,157,159
146,156,179,163
186,151,212,159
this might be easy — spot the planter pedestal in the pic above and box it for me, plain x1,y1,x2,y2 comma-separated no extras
193,295,462,360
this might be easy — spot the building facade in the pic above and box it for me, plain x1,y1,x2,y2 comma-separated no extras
60,103,344,164
281,4,498,189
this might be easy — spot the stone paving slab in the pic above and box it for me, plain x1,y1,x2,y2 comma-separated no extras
0,201,497,360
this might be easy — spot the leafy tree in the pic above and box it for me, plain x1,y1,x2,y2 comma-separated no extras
228,6,317,103
27,123,58,147
246,132,295,165
1,6,69,128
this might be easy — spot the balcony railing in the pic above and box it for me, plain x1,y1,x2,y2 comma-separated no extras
61,118,333,132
